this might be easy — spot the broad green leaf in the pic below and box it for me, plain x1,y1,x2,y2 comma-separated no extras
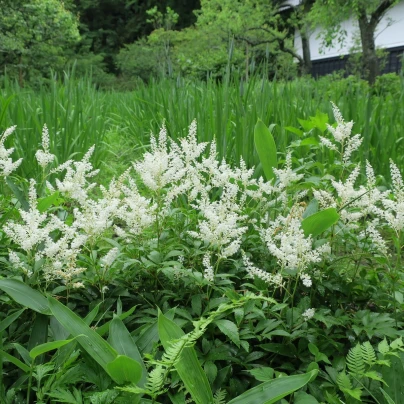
109,316,147,386
248,367,274,382
158,311,214,404
0,308,25,333
228,370,318,404
380,352,404,404
37,192,61,212
254,120,277,181
106,355,142,385
294,391,320,404
215,319,240,347
47,296,118,381
95,305,137,337
0,279,50,315
29,338,76,360
301,208,339,237
0,349,30,372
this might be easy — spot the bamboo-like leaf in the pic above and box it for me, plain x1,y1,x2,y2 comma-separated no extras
0,349,30,373
254,120,277,181
106,355,142,385
301,208,339,237
0,308,25,333
29,338,76,360
109,316,147,386
158,311,214,404
227,370,318,404
37,192,61,213
0,279,50,314
47,296,118,380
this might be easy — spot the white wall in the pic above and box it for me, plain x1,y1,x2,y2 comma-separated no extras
294,1,404,61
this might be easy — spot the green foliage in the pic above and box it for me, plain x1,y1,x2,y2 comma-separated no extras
0,0,80,86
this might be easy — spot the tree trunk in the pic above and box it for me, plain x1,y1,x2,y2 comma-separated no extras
358,11,379,84
300,30,312,75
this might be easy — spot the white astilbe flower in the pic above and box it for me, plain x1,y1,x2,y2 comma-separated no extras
0,126,23,177
319,103,362,165
261,208,330,272
302,308,315,321
101,247,120,268
51,145,99,204
359,219,388,256
134,124,185,192
273,152,304,189
241,251,283,287
327,102,354,143
301,273,312,287
116,177,156,236
4,179,59,251
379,160,404,234
35,124,55,168
189,184,248,258
202,252,214,282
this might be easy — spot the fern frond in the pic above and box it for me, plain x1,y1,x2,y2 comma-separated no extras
361,341,376,366
213,389,227,404
337,371,352,391
347,344,365,376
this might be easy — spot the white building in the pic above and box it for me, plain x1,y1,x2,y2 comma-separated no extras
283,0,404,75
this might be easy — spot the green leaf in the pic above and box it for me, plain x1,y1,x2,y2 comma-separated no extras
302,199,319,219
380,387,396,404
0,279,50,314
0,308,25,333
215,319,240,347
47,296,119,381
29,338,76,360
285,126,304,137
254,120,277,182
248,367,274,382
108,316,147,386
301,208,339,237
158,311,214,404
227,370,318,404
37,192,61,213
5,178,29,211
294,391,320,404
0,349,31,373
106,355,142,385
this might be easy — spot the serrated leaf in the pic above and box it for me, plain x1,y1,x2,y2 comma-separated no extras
378,339,390,355
215,319,240,347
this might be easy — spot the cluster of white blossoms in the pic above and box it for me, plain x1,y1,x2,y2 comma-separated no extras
260,207,331,274
319,102,363,165
302,308,315,321
0,126,23,177
4,104,404,291
35,125,55,168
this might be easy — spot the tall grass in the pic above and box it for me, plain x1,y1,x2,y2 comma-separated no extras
1,72,403,182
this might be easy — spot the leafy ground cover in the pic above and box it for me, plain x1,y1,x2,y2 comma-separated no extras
1,77,404,403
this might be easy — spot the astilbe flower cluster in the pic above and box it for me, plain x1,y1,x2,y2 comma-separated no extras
4,105,404,292
0,126,23,177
